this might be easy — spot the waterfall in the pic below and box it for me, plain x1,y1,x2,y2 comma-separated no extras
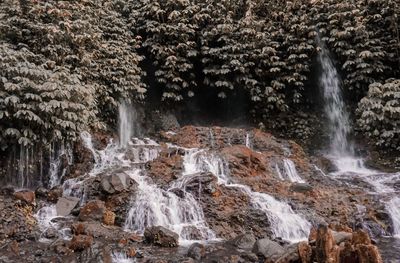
124,148,216,243
184,150,311,242
283,159,305,183
318,41,353,157
245,133,252,149
318,40,400,241
387,197,400,238
119,101,133,148
119,101,141,148
318,39,370,173
48,143,73,188
111,252,135,263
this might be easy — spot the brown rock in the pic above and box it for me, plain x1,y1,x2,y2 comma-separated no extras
9,240,19,255
69,235,94,251
316,225,339,263
47,187,63,203
103,210,116,226
298,241,312,263
356,244,383,263
126,247,136,257
71,223,86,235
352,230,371,245
309,227,318,242
339,242,359,263
14,191,35,205
144,226,179,247
79,200,106,221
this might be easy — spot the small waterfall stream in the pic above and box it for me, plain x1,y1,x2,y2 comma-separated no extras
318,40,400,240
181,150,311,242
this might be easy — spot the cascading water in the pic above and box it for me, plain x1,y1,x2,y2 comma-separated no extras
48,143,73,188
119,101,133,148
282,159,305,183
318,41,353,157
124,148,216,243
318,40,400,242
183,150,311,242
318,40,368,173
386,197,400,238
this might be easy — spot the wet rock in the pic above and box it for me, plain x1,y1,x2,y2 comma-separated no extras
352,229,371,245
43,227,58,239
35,187,48,198
252,238,284,260
290,183,313,193
297,241,312,263
69,235,94,251
333,231,352,244
230,233,256,250
144,226,179,247
101,172,136,194
71,223,87,235
56,197,80,216
187,243,205,260
100,178,114,194
13,191,35,205
47,187,63,203
356,244,383,263
315,225,338,262
275,243,300,262
79,200,106,222
102,210,115,226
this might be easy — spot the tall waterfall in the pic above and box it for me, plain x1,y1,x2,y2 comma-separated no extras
318,41,400,240
318,41,353,157
118,101,133,148
317,40,370,173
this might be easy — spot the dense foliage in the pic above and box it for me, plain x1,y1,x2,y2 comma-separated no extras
357,79,400,152
0,0,399,156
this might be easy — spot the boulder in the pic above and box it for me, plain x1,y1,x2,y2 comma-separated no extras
290,183,313,193
231,233,256,250
56,197,80,216
13,191,35,205
352,229,371,245
276,243,301,263
71,223,87,235
100,177,114,194
102,210,115,226
47,187,63,203
79,200,106,222
100,173,136,194
332,231,352,244
144,226,179,247
68,235,94,251
187,243,205,260
252,238,284,260
297,241,312,263
315,225,337,263
35,187,48,198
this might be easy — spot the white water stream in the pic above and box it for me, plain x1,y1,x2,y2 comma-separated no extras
178,149,311,242
318,40,400,239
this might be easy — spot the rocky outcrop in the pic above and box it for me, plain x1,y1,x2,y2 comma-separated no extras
56,197,80,216
69,235,94,251
13,191,36,205
252,238,285,261
144,226,179,247
78,200,106,222
311,225,383,263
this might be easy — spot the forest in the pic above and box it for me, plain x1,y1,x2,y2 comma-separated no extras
0,0,399,161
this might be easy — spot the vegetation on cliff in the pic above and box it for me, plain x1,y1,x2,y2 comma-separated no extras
0,0,399,159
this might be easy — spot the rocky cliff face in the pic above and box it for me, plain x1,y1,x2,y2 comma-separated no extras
0,126,390,262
